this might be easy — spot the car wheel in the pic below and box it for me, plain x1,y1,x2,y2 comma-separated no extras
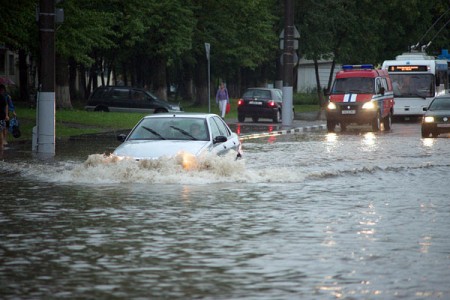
372,111,381,131
383,111,392,130
252,116,259,123
94,106,109,112
273,110,281,123
238,114,245,122
421,127,430,138
327,120,336,132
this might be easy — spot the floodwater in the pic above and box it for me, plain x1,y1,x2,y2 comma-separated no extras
1,123,449,299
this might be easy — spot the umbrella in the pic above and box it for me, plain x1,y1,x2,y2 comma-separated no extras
0,76,15,85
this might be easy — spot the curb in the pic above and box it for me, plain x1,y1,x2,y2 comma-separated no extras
239,124,326,140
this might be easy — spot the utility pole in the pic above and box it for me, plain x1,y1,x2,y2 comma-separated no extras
282,0,294,127
35,0,56,156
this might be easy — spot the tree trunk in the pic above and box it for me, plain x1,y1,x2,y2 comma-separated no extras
193,58,207,106
55,54,72,109
68,57,77,101
313,57,324,107
79,64,88,100
179,61,194,102
327,59,336,91
152,57,167,100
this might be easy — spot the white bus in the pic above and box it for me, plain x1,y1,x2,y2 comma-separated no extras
382,52,449,118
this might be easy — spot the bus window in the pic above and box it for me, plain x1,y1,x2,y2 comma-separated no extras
390,74,434,97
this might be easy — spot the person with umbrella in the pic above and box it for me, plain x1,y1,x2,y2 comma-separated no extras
0,84,9,150
0,76,15,85
0,84,17,145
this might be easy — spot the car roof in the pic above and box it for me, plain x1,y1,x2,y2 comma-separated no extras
246,87,281,91
142,112,218,119
94,85,151,92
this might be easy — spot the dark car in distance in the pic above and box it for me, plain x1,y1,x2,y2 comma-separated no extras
85,86,182,113
421,94,450,138
237,88,286,123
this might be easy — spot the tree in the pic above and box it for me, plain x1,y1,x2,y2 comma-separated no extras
55,0,119,107
296,0,449,105
0,0,38,102
184,0,279,105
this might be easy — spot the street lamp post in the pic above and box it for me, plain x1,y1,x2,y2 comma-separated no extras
35,0,56,157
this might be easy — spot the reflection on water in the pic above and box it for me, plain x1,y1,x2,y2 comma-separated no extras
1,130,450,299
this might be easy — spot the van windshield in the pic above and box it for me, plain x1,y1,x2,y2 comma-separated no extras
331,78,374,94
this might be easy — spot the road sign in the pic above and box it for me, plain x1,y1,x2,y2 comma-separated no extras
205,43,210,60
279,26,300,50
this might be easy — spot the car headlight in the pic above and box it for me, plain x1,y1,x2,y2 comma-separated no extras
327,102,337,110
424,116,435,123
362,101,376,109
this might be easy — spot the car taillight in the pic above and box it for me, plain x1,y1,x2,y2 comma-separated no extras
268,100,276,107
238,99,244,106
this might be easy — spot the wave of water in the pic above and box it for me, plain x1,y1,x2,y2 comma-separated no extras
1,150,449,186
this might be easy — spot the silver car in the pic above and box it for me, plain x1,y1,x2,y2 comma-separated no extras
113,113,242,160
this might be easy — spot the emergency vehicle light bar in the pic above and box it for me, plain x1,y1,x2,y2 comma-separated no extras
342,64,374,70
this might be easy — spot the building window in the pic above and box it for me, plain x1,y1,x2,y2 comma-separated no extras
8,54,15,75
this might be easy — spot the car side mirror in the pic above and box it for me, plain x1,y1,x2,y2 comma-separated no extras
213,135,227,144
117,133,127,142
423,107,428,112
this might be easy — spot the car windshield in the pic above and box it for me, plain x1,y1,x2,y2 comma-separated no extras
429,97,450,110
128,117,209,141
243,89,272,99
332,78,374,94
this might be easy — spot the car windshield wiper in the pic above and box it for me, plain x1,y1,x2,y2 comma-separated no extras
142,126,165,140
170,126,197,140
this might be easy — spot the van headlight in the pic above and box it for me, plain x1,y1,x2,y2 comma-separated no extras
327,102,337,110
362,101,376,110
424,116,435,123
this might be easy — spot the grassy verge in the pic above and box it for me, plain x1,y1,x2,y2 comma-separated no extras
9,97,320,142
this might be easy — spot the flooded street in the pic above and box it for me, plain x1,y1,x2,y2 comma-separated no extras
1,123,449,299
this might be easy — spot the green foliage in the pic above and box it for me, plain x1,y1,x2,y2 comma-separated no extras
56,0,119,65
1,0,448,106
293,92,319,105
0,0,37,51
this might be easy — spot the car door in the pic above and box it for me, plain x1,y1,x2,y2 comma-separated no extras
110,87,132,111
131,89,156,113
209,116,239,155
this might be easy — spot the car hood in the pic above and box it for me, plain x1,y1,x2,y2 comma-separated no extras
113,140,211,160
154,98,182,111
329,94,373,103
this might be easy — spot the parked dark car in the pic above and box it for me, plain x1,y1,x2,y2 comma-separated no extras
421,94,450,138
237,88,287,123
85,86,182,113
